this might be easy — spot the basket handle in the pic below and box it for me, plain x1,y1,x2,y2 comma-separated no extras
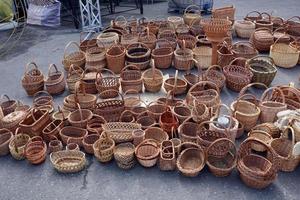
121,64,141,73
238,82,268,97
273,33,291,45
260,86,286,104
74,81,86,105
234,93,259,112
120,110,135,122
75,103,83,121
232,41,257,51
245,11,262,20
206,137,236,159
282,126,296,157
67,64,84,78
286,16,300,23
172,70,179,95
199,120,230,137
150,59,156,81
205,65,223,76
228,57,247,67
48,64,59,77
126,42,149,50
96,68,117,81
80,30,96,42
25,62,39,75
115,15,127,24
33,90,52,103
0,94,11,103
184,4,201,15
63,41,81,59
99,89,124,102
260,12,271,22
156,38,173,50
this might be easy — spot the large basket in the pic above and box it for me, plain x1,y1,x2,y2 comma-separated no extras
144,127,169,145
50,150,86,173
59,126,88,146
234,20,255,38
106,44,126,74
93,132,115,162
246,55,277,86
177,34,197,49
174,41,194,71
45,64,65,95
139,28,157,50
270,37,300,68
120,65,143,93
142,63,163,93
95,68,120,99
102,122,141,143
62,41,86,71
200,18,232,41
250,28,274,52
173,104,191,124
178,121,198,144
9,130,30,160
157,31,177,50
68,104,93,128
193,45,212,70
81,68,98,94
79,31,97,52
290,38,300,64
177,147,205,177
126,42,151,70
25,137,47,165
21,62,44,96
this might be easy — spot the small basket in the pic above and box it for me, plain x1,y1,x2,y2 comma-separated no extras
217,42,234,68
200,18,232,41
45,64,65,95
59,126,88,146
139,28,157,50
81,68,98,94
25,137,47,165
66,65,84,94
0,129,13,156
178,121,198,144
203,65,226,91
177,147,205,177
68,103,93,128
193,45,212,70
164,70,187,96
95,68,120,99
270,36,300,68
48,139,63,153
177,34,197,49
102,122,141,143
142,62,163,93
106,44,126,74
79,31,97,52
114,142,136,169
206,138,237,177
0,95,17,116
87,114,106,135
250,28,274,52
172,104,191,124
135,139,160,167
21,62,44,96
120,65,143,93
144,127,169,145
183,5,201,25
147,101,165,121
255,12,273,31
191,101,210,123
157,31,177,50
62,41,86,71
42,118,64,143
97,32,119,48
82,134,100,154
234,20,255,38
285,16,300,37
50,150,86,173
85,41,107,70
121,31,139,48
159,106,179,136
93,132,115,163
246,55,277,86
159,140,176,171
152,40,173,69
174,40,194,71
9,129,30,160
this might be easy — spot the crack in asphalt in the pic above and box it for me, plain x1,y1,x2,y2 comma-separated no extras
81,156,94,190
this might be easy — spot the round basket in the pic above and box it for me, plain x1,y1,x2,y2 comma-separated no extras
79,31,97,52
97,32,119,48
114,142,136,169
177,34,197,49
216,42,234,68
167,16,184,27
126,42,151,70
178,121,198,144
191,101,210,123
85,41,107,70
159,106,179,136
48,139,63,153
0,95,17,116
172,104,191,124
246,55,277,86
144,127,169,145
93,132,115,163
231,41,258,59
270,36,300,68
21,62,44,96
50,150,86,173
45,64,65,95
136,115,156,130
106,44,126,74
200,18,232,41
290,38,300,64
176,23,190,36
250,28,274,52
234,20,255,38
163,70,187,95
62,41,86,71
25,137,47,165
87,114,106,135
66,65,84,94
177,147,205,177
193,45,212,70
147,101,165,121
82,134,100,154
135,139,160,167
152,40,173,69
223,58,253,92
59,126,88,146
0,129,13,156
95,68,120,99
120,65,143,93
203,65,226,91
142,63,163,93
9,130,30,160
102,122,141,143
174,40,194,71
157,31,177,50
206,138,237,177
255,12,273,30
285,16,300,37
183,5,201,25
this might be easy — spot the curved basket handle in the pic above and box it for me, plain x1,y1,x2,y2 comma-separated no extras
184,5,201,15
48,64,59,76
75,103,83,121
245,11,262,20
121,64,141,73
0,94,11,102
234,94,259,113
57,105,66,121
120,109,136,122
273,33,291,45
99,89,124,102
281,126,295,158
206,137,237,159
238,82,268,97
260,12,271,22
126,42,149,50
33,91,52,104
286,16,300,23
64,41,81,59
199,120,230,136
260,86,286,104
228,57,247,66
25,62,39,75
67,64,84,78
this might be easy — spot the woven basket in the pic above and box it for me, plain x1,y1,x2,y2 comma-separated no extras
82,134,100,154
246,55,277,86
232,94,261,131
177,147,205,177
48,139,63,153
142,63,163,93
176,23,190,36
159,140,176,171
135,139,160,168
121,31,139,48
25,137,47,165
255,12,273,31
234,20,255,38
68,103,93,128
159,106,179,136
178,121,198,144
217,42,234,68
147,101,165,121
174,40,194,71
193,45,212,70
62,41,85,71
126,42,151,70
114,142,136,169
250,28,274,52
79,31,97,52
270,37,300,68
152,40,173,69
273,28,291,44
95,68,120,99
93,132,115,162
66,65,84,94
106,44,126,74
0,129,13,156
183,66,202,90
87,114,106,135
42,117,64,142
144,127,169,145
50,150,86,173
21,62,44,96
97,32,119,48
85,41,106,70
139,28,157,50
45,64,65,95
212,5,235,23
102,122,141,143
167,16,184,27
259,87,287,123
9,130,30,160
177,34,197,49
206,138,237,177
173,104,191,124
0,94,17,116
183,5,201,26
203,65,226,91
81,68,98,94
191,101,210,123
120,65,143,93
59,126,88,146
163,70,187,95
244,11,262,22
290,38,300,64
200,18,232,41
237,138,278,189
157,31,177,50
231,41,258,59
285,16,300,37
224,58,253,92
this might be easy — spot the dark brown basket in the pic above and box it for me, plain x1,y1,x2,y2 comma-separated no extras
244,11,262,22
285,16,300,37
231,41,258,59
0,95,17,116
255,12,273,31
163,70,187,95
25,137,47,165
59,126,88,146
126,42,151,70
250,28,274,52
203,65,226,91
217,42,234,68
68,103,93,128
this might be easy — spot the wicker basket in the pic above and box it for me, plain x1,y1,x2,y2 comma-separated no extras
177,147,205,177
167,16,184,27
206,138,237,177
106,44,126,74
59,126,88,146
237,138,278,189
97,32,119,48
203,65,226,91
193,45,212,70
42,118,64,143
157,31,177,50
85,41,106,70
121,31,139,48
45,64,65,95
255,12,273,30
62,41,86,71
79,31,97,52
68,103,93,128
244,11,262,22
224,58,253,92
163,70,187,95
0,129,13,156
273,28,291,44
120,65,143,93
259,87,287,123
80,68,98,94
290,38,300,64
66,65,84,94
270,37,300,68
48,139,63,153
9,130,30,160
102,122,141,143
139,28,157,50
0,95,17,116
231,41,258,59
21,62,44,96
200,18,232,41
231,94,261,131
50,150,86,173
87,114,106,135
172,104,191,124
144,127,169,145
234,20,255,38
136,115,156,130
82,134,100,154
191,101,210,123
178,121,198,144
246,55,277,86
152,41,173,69
25,137,47,164
285,16,300,37
217,42,234,68
114,142,136,169
174,40,194,71
135,139,160,167
126,42,151,70
159,140,176,171
159,106,179,136
183,66,202,89
183,5,201,25
177,34,197,49
95,69,120,99
147,101,165,121
176,23,190,36
212,5,235,23
250,28,274,52
142,62,163,93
